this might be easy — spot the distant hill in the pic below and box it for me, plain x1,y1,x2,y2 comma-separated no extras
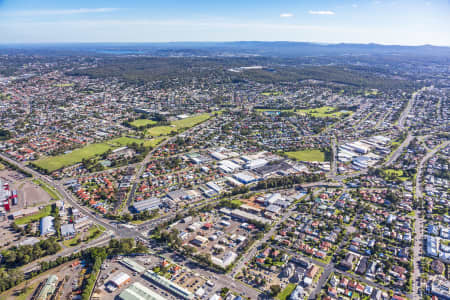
0,41,449,58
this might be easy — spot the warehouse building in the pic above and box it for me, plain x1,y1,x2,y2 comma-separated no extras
37,275,59,300
40,216,55,236
119,282,166,300
106,272,131,292
132,198,161,213
120,257,146,274
143,270,193,299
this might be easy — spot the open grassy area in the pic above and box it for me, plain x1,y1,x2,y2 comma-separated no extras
53,83,74,87
0,163,5,170
284,149,325,162
108,136,165,148
146,113,211,137
277,283,296,300
62,224,105,247
129,119,157,128
296,106,351,118
146,125,177,136
171,113,211,129
33,142,114,172
255,108,293,113
261,91,283,96
32,178,61,200
384,169,404,177
14,205,52,225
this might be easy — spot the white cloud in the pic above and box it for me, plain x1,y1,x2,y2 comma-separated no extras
280,13,294,18
308,10,335,15
5,8,119,16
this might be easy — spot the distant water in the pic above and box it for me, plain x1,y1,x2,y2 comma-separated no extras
94,49,145,55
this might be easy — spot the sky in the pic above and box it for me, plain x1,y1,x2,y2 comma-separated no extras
0,0,449,46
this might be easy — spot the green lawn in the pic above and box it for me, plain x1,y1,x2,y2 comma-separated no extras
146,113,211,136
33,142,114,172
277,283,296,300
255,108,293,113
384,169,403,177
146,126,177,136
0,163,4,170
171,113,211,129
14,205,52,225
284,149,325,162
53,83,74,87
261,91,283,96
296,106,350,118
129,119,157,128
32,178,61,200
63,225,105,247
108,136,165,148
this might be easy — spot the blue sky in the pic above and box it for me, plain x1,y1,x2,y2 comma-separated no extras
0,0,449,45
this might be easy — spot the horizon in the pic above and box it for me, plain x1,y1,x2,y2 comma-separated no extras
0,41,449,48
0,0,449,46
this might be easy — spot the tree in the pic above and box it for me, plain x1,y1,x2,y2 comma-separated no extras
270,284,281,296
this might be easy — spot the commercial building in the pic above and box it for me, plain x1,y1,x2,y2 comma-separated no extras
61,223,76,238
120,257,146,274
132,198,161,213
40,216,55,236
119,282,166,300
143,270,193,299
37,275,59,300
107,272,131,290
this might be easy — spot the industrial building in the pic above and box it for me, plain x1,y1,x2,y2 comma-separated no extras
119,282,166,300
106,272,131,291
120,257,146,274
40,216,56,236
37,275,59,300
132,198,161,213
143,270,193,299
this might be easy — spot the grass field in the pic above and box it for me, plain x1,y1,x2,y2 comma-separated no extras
53,83,74,87
277,283,296,300
256,106,350,119
146,113,211,136
108,136,165,148
261,91,283,96
0,163,4,170
146,126,178,136
255,108,293,113
32,178,61,200
33,143,114,172
129,119,157,128
171,113,211,129
14,205,52,225
384,169,403,176
33,135,166,172
284,149,325,162
296,106,350,118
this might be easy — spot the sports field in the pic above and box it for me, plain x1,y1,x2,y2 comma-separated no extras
129,119,157,128
146,126,178,136
146,113,211,136
33,136,165,172
109,136,165,148
295,106,351,118
284,149,325,162
33,143,114,172
171,113,211,129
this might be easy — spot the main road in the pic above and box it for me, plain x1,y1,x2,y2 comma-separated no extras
411,140,449,300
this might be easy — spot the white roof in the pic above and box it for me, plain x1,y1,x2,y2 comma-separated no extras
110,272,131,287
